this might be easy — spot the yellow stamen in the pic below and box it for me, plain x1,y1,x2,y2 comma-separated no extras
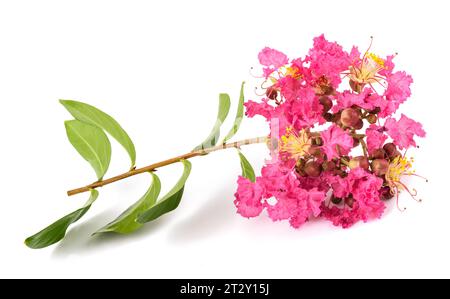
386,156,415,191
279,128,311,160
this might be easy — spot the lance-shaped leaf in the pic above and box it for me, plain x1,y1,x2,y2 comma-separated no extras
237,150,255,182
65,120,111,180
94,172,161,234
193,94,230,150
25,190,99,249
222,82,245,143
60,99,136,167
137,160,192,223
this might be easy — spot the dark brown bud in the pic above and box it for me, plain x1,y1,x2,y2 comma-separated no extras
322,160,336,171
389,150,401,160
331,196,342,205
366,114,377,124
380,186,394,201
323,112,333,122
319,96,333,112
353,119,364,130
304,161,322,177
371,159,389,176
341,108,360,127
371,148,386,160
383,143,397,156
295,159,306,176
345,195,354,208
353,137,360,147
313,137,323,146
265,86,278,100
349,156,370,170
369,107,381,114
349,80,363,93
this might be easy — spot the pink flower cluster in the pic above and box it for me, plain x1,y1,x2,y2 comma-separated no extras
234,35,426,229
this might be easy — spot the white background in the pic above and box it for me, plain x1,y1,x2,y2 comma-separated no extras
0,0,449,278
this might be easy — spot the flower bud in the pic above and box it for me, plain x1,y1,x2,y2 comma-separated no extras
312,137,323,146
354,119,364,130
345,196,354,208
370,148,385,160
304,161,322,177
366,114,377,124
331,196,342,205
349,80,363,93
323,112,333,122
340,108,360,127
322,160,336,171
353,137,360,147
369,107,381,114
389,150,401,160
349,156,369,170
371,159,389,176
295,159,306,176
380,186,394,201
383,143,397,156
319,96,332,112
265,86,278,100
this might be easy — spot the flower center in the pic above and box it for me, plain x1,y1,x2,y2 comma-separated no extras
349,52,385,85
279,128,311,160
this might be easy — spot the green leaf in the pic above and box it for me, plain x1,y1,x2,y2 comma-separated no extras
193,94,231,150
137,160,192,223
222,82,245,143
25,190,99,249
237,150,255,182
94,172,161,234
65,120,111,180
60,99,136,167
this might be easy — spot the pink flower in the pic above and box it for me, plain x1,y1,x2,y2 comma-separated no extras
234,176,265,218
384,114,426,149
286,87,324,129
320,125,354,159
348,168,385,222
321,205,359,229
380,71,413,117
244,99,274,120
322,168,385,228
333,89,384,113
257,162,326,228
366,125,388,154
258,47,288,78
307,34,351,87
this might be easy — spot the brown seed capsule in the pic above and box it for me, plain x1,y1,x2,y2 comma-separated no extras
383,143,397,156
380,186,394,201
371,159,389,176
304,161,322,177
340,108,360,128
331,196,342,205
266,86,278,100
319,96,333,112
349,156,370,170
370,148,385,160
366,114,377,124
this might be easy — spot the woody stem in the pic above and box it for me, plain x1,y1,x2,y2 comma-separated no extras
66,136,268,197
